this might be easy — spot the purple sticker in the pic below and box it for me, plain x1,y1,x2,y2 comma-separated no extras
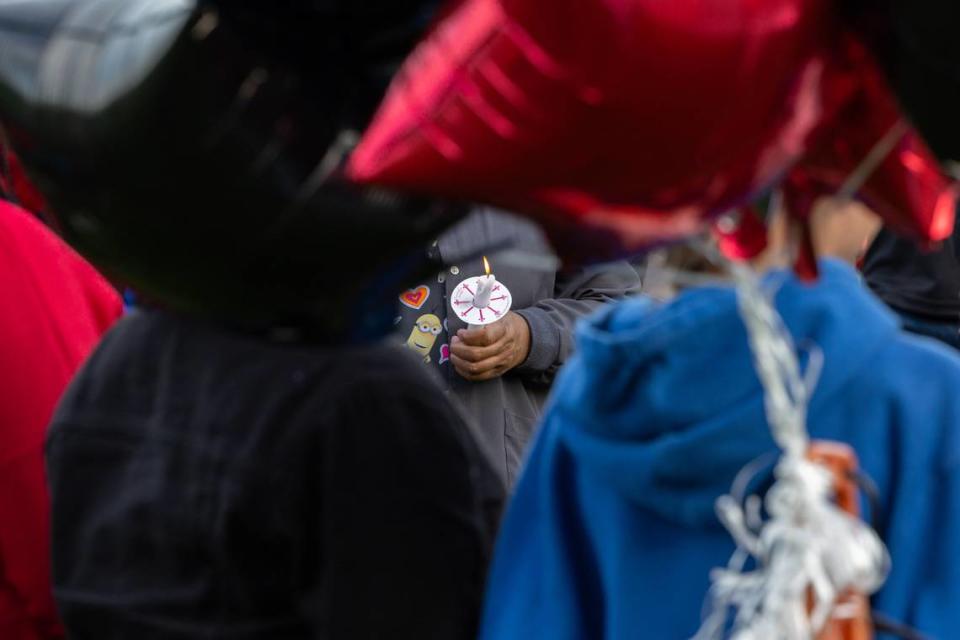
439,343,450,365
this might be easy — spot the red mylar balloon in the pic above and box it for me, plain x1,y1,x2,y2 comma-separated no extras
349,0,840,262
780,38,957,278
783,42,956,243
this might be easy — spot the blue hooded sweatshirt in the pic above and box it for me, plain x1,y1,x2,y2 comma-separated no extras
480,259,960,640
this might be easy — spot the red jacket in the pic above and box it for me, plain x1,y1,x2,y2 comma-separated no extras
0,202,121,639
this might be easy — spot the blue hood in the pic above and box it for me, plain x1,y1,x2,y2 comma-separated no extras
552,259,899,527
482,257,960,640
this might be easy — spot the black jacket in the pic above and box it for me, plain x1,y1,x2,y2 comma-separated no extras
47,309,502,639
863,226,960,322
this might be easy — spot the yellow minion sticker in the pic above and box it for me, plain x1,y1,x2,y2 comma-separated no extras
406,313,442,363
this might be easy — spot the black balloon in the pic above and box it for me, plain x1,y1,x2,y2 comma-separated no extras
0,0,456,340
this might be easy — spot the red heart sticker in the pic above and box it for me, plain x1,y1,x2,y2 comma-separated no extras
400,285,430,310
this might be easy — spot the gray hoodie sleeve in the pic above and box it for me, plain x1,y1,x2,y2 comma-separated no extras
512,261,640,382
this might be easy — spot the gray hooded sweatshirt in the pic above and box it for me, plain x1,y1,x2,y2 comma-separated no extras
397,209,640,487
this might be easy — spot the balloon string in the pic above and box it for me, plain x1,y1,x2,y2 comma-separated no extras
836,118,909,200
692,238,808,455
293,129,361,206
729,260,808,456
689,242,890,640
683,118,906,635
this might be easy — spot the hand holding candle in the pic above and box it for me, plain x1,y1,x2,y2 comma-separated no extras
449,256,525,381
450,312,531,381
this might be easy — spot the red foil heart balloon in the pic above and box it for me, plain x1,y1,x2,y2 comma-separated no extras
349,0,956,264
782,40,956,245
348,0,841,261
778,38,956,278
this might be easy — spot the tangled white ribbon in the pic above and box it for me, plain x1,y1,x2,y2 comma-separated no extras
692,261,890,640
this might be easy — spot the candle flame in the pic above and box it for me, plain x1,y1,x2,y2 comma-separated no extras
483,256,491,276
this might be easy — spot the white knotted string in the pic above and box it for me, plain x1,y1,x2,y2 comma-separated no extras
691,258,890,640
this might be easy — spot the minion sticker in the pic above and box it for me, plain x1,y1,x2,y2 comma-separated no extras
406,314,442,363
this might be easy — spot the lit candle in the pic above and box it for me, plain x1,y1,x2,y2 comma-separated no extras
450,255,513,329
473,256,495,308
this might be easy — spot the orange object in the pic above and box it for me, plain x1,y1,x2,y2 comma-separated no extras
807,442,873,640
